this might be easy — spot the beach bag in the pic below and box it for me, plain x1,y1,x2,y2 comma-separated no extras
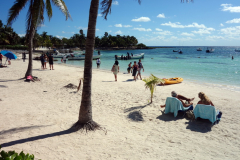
26,75,33,82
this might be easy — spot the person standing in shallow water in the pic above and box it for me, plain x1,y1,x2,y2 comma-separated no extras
111,61,119,81
127,62,132,73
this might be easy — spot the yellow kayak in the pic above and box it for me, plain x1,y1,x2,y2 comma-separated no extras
163,77,183,85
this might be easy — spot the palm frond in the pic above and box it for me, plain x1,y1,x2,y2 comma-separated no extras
143,74,165,103
7,0,29,26
45,0,53,21
100,0,112,20
51,0,71,20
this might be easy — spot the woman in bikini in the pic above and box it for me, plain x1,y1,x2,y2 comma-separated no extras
132,61,138,81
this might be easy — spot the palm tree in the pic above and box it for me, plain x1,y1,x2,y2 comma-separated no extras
142,74,165,103
7,0,70,78
73,0,193,131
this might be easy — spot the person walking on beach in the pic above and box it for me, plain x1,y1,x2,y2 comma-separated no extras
111,60,119,81
40,54,45,69
0,53,2,65
96,58,101,68
22,52,26,62
132,61,138,81
48,54,54,70
137,59,144,80
44,54,48,69
127,62,132,73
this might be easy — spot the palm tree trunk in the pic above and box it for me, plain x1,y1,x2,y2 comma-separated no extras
72,0,100,131
25,24,35,78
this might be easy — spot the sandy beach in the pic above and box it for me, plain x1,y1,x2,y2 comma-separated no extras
0,53,240,160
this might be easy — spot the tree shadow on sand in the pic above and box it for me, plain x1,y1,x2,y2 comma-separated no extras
0,78,24,82
125,103,151,122
185,118,215,133
0,85,8,88
0,125,77,148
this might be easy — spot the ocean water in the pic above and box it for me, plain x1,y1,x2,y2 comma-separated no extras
63,46,240,91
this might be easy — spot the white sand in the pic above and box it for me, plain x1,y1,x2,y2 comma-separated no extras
0,53,240,159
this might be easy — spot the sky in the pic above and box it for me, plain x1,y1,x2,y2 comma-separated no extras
0,0,240,46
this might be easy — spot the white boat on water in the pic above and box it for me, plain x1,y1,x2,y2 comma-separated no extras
68,54,102,60
115,53,144,60
52,50,72,58
197,48,202,51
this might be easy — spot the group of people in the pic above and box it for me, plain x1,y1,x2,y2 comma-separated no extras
111,59,144,81
40,53,54,70
160,91,214,108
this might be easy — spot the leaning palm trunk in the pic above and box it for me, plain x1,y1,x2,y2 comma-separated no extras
25,25,35,78
72,0,101,131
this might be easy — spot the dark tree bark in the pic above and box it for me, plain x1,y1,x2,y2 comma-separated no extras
72,0,101,131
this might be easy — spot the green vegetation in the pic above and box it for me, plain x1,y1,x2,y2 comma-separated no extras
143,74,165,103
0,19,148,50
0,145,35,160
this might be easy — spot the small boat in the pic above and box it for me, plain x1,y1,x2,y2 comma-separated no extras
235,49,240,52
206,48,215,53
115,53,144,60
197,48,202,51
52,50,73,58
68,54,102,60
163,77,183,85
178,49,183,54
173,50,178,52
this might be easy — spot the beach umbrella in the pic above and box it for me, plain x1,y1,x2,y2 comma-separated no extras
0,50,18,59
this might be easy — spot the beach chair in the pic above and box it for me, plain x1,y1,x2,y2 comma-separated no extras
164,97,193,117
193,104,222,124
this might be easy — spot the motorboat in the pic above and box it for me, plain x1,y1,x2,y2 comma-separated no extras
115,53,144,60
178,49,183,54
52,50,73,58
197,48,202,51
206,48,215,53
235,49,240,52
68,54,102,60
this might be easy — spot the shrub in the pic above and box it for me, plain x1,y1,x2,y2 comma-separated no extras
0,145,35,160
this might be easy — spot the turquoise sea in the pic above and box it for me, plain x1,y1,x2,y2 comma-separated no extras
64,46,240,92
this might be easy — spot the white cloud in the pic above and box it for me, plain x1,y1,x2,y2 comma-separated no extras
221,4,240,13
192,28,215,35
155,28,163,31
56,35,64,39
123,25,132,27
112,1,119,5
226,18,240,24
181,32,195,36
206,36,224,40
132,17,151,22
98,14,102,17
18,34,25,37
62,31,65,33
157,13,165,18
161,22,206,29
115,24,122,27
153,31,172,35
133,28,152,31
220,26,240,36
77,27,88,30
115,30,123,34
220,23,224,27
108,25,113,27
